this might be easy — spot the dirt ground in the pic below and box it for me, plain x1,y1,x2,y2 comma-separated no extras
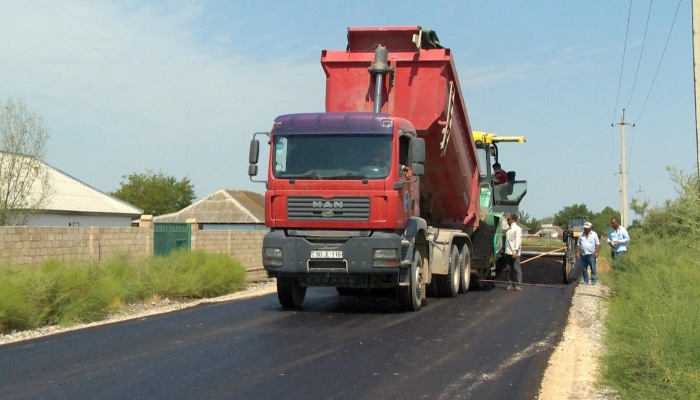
538,257,618,399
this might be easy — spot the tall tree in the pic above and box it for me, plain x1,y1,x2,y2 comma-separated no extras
0,99,52,226
552,203,592,229
518,210,542,234
110,170,196,216
591,206,619,239
630,197,650,222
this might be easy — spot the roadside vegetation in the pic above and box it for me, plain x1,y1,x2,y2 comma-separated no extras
601,168,700,399
0,250,246,334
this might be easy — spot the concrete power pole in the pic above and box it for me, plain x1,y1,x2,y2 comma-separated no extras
694,0,700,178
613,110,632,228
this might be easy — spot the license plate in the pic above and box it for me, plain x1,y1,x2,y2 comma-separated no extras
310,250,343,259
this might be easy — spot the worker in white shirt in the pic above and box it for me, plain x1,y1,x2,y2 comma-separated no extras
504,213,523,291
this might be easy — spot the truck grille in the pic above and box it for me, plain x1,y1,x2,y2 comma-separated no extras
287,197,370,221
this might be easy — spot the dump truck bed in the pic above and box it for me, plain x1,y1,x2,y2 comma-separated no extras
321,26,480,231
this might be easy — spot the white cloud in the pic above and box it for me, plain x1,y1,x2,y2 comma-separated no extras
0,2,325,198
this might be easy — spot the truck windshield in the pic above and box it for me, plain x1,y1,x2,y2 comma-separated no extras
272,134,393,180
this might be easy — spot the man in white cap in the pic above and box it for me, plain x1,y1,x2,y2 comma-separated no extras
576,221,600,285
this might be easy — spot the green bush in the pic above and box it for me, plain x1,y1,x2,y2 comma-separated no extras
602,169,700,399
0,250,247,334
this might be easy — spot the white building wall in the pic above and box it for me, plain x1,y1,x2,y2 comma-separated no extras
27,213,136,227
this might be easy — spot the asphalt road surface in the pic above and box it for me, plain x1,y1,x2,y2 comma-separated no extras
0,261,574,400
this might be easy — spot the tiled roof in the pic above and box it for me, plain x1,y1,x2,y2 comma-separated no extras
153,189,265,224
2,152,142,217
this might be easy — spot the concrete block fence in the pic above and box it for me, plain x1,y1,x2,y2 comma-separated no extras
0,216,267,281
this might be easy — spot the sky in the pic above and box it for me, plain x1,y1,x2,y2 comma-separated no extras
1,0,696,219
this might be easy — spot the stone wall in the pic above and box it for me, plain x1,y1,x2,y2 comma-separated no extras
0,225,153,266
192,229,266,280
0,216,267,281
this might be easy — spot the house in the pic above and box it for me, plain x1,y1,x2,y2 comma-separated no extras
1,154,142,227
519,223,530,236
153,189,266,231
535,224,564,239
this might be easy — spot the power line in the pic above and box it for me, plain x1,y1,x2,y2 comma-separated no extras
634,0,683,123
625,0,653,109
611,0,634,124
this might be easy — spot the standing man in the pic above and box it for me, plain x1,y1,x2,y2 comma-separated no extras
607,217,630,260
576,221,600,285
505,213,523,291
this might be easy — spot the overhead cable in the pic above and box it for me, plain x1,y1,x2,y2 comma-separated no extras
634,0,683,123
611,0,634,124
625,0,653,110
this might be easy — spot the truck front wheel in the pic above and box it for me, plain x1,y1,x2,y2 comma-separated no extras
277,276,306,309
398,248,424,311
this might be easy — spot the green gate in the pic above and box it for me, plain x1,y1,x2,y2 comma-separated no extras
154,223,191,256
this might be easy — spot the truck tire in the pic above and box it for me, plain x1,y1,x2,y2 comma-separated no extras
436,245,460,298
459,244,471,294
277,276,306,309
398,248,423,311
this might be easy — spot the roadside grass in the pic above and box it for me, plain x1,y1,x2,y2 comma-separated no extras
0,250,247,334
602,234,700,399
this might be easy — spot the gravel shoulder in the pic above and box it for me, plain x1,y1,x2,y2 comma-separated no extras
538,281,618,399
2,276,619,399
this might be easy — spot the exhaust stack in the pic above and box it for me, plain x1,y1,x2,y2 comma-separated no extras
368,45,394,113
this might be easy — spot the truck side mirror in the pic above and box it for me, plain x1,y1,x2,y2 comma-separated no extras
409,138,425,176
249,139,260,164
248,132,270,183
248,164,258,177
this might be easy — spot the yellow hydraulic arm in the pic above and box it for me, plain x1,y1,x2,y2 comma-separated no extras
473,131,526,145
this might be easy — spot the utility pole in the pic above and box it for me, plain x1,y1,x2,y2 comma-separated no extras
613,109,633,228
694,0,700,179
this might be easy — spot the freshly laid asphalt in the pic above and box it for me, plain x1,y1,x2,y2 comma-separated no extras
0,259,574,400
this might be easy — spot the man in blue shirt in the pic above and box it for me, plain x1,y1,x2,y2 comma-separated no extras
607,217,630,260
576,221,600,285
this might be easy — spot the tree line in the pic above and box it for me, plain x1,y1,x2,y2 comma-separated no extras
518,199,650,240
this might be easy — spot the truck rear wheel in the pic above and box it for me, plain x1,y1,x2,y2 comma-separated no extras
459,245,471,294
398,248,423,311
436,245,460,297
277,276,306,309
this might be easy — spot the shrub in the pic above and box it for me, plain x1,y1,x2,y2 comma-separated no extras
602,169,700,398
0,251,247,334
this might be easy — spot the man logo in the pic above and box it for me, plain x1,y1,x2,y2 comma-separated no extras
312,201,343,209
321,209,334,217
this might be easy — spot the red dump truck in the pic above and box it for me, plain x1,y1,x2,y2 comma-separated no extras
248,26,520,311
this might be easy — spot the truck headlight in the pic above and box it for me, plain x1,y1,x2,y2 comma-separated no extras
263,247,283,267
373,248,399,267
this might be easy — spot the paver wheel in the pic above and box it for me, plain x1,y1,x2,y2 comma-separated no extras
277,276,306,309
336,287,354,296
470,224,497,290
